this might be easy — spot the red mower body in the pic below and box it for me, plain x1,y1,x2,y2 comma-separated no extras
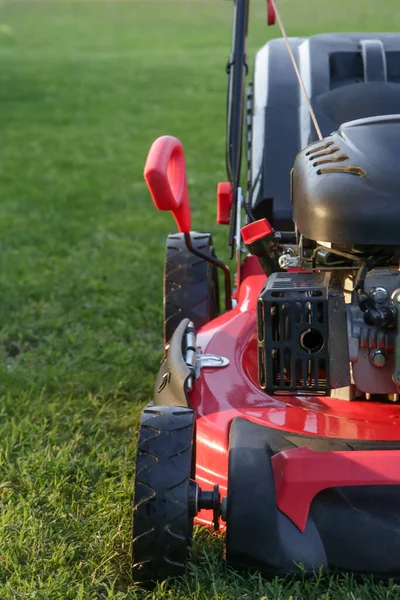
193,257,400,532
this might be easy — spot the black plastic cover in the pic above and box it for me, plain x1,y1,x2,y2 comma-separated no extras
226,417,400,579
153,318,191,407
292,115,400,245
258,272,349,395
251,33,400,230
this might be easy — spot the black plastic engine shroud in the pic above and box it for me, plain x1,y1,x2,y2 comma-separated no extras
292,115,400,245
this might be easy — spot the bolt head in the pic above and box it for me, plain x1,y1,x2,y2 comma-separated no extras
278,256,288,269
371,287,388,304
370,349,386,368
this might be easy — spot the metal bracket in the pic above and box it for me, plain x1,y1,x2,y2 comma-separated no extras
195,349,230,379
226,53,249,75
184,323,229,390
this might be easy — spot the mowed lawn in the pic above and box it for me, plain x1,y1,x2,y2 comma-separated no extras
1,1,400,598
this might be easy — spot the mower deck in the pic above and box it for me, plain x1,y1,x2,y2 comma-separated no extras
186,257,400,577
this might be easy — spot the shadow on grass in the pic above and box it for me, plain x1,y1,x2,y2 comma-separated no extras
119,527,400,600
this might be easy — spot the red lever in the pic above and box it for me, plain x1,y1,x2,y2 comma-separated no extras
144,136,191,233
267,0,276,25
241,218,274,245
217,182,233,225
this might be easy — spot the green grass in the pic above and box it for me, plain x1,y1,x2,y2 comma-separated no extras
1,0,400,597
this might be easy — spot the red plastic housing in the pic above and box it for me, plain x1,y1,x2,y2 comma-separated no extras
241,218,274,244
217,182,233,225
272,447,400,531
192,256,400,527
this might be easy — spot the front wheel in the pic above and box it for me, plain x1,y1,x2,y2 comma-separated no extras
132,406,196,584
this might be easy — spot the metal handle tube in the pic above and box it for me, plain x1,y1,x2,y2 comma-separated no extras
226,0,250,254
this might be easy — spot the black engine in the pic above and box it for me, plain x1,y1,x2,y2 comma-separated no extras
253,115,400,401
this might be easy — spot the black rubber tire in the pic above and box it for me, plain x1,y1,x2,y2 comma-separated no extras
132,405,196,585
164,232,219,345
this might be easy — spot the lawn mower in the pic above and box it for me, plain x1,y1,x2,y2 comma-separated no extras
132,0,400,583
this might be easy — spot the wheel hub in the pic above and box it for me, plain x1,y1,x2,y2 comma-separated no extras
189,481,222,530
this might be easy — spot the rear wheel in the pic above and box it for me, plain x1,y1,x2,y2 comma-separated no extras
132,406,196,584
164,232,219,345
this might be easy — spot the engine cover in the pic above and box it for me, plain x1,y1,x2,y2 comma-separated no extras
292,115,400,245
257,272,350,395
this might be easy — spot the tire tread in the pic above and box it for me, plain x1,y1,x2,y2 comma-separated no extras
132,406,195,584
164,232,219,345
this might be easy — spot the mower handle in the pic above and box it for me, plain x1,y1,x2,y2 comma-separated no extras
144,136,192,233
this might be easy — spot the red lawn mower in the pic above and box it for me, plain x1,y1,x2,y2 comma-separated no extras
132,0,400,583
